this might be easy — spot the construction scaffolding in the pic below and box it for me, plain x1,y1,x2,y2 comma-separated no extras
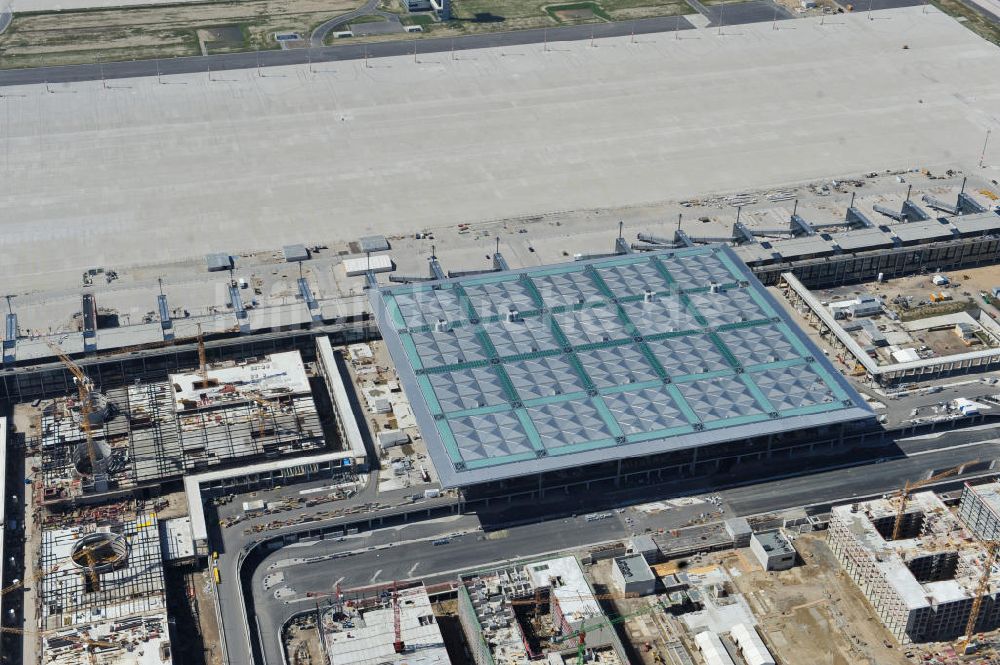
35,512,172,665
35,350,326,505
320,584,450,665
829,492,1000,644
457,557,628,665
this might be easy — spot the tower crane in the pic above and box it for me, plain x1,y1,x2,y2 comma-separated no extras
246,392,281,439
392,581,404,654
76,541,105,593
891,460,978,541
45,341,102,483
958,539,1000,654
197,323,206,383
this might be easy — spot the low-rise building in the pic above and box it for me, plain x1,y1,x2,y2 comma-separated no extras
695,632,736,665
629,534,660,563
749,530,796,571
724,518,752,548
611,554,656,597
730,623,775,665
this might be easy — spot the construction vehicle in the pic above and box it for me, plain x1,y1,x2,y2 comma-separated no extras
45,341,106,489
891,460,978,541
958,540,1000,654
979,189,998,202
552,601,664,665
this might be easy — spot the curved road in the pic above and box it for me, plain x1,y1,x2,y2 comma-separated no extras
311,0,384,47
226,423,1000,664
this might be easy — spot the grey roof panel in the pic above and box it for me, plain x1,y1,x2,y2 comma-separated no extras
206,253,232,272
359,235,390,253
831,227,894,252
771,235,834,260
950,212,1000,237
891,219,954,243
283,244,310,262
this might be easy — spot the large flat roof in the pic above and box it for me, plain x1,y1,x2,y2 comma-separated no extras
371,246,872,487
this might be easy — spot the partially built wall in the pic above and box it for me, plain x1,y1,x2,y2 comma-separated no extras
829,493,1000,643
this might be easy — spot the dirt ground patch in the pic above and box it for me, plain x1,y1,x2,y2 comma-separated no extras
729,534,910,665
0,0,362,69
284,620,325,665
555,7,597,19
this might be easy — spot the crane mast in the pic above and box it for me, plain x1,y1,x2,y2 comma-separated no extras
46,341,107,491
959,540,1000,653
892,460,977,540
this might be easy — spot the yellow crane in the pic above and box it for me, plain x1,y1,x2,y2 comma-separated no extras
891,460,978,541
958,540,1000,654
76,541,105,593
45,341,101,480
247,392,280,439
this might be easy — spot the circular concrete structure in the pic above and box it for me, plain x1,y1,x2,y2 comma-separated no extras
71,532,130,575
72,439,111,476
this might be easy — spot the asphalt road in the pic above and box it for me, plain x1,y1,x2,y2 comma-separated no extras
227,427,1000,664
253,517,631,664
310,0,380,46
0,15,696,88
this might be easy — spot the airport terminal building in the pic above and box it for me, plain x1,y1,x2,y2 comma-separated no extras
370,245,877,503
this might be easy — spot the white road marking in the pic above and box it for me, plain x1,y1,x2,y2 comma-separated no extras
407,562,421,576
370,569,382,583
905,439,1000,457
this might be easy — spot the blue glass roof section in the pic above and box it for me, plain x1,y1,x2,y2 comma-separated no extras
369,245,873,488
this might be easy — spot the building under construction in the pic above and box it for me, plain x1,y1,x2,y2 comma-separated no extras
35,350,327,506
37,511,172,665
458,555,629,665
828,492,1000,643
958,481,1000,543
320,584,451,665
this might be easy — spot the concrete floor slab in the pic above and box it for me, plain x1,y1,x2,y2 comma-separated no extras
1,6,999,285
